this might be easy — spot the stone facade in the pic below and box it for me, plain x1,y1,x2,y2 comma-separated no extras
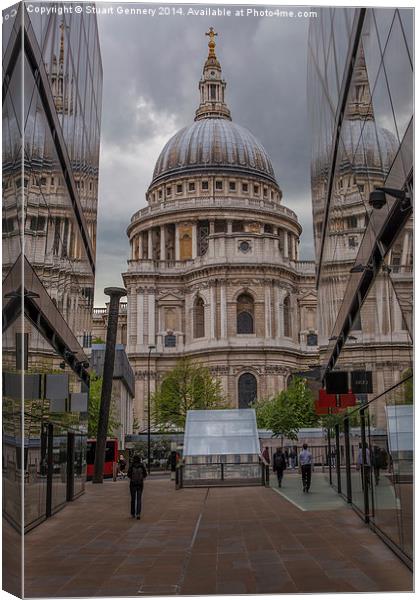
118,30,319,429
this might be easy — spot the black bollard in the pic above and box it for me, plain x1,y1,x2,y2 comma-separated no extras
92,287,126,484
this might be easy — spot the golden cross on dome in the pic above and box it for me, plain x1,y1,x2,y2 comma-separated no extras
205,27,217,57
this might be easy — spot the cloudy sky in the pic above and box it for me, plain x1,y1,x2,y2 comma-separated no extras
94,4,315,305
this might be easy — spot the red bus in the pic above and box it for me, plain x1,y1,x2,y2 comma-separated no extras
86,438,118,479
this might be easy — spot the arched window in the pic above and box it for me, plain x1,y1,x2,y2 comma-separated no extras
284,295,291,338
193,297,205,338
238,373,257,408
237,293,254,334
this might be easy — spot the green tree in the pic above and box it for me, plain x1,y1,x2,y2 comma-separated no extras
398,368,413,405
254,376,318,441
88,374,120,438
152,358,226,430
132,438,171,466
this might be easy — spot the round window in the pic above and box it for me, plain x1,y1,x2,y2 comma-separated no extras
239,241,251,253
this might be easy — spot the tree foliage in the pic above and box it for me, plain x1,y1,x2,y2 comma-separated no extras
88,374,120,438
131,439,172,465
254,376,318,440
398,368,413,405
152,358,226,430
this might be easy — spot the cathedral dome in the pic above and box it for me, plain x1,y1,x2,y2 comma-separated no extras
150,27,279,189
340,119,398,172
151,118,277,186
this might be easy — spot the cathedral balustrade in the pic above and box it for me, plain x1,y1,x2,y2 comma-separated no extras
126,254,307,274
294,260,316,274
130,196,297,223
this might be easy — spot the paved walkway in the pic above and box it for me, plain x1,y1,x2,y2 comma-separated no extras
24,477,412,596
269,469,348,511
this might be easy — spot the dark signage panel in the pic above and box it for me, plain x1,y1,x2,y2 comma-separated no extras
325,371,349,394
351,371,373,394
165,335,177,348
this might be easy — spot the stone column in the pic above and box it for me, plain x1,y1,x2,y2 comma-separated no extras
220,281,227,339
137,290,144,346
284,230,289,258
210,284,216,340
265,284,272,338
227,220,233,234
277,288,287,338
148,290,155,346
126,290,131,348
192,222,198,259
160,225,166,261
175,224,180,260
67,221,72,257
138,234,143,260
401,231,410,267
393,293,403,331
73,234,79,259
208,220,216,258
46,219,54,255
376,278,384,334
148,229,153,260
291,235,296,260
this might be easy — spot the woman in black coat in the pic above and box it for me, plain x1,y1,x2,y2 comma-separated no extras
272,448,287,488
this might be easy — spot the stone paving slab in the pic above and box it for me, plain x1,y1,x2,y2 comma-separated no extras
23,477,412,596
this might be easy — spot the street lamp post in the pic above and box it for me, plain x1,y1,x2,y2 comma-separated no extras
93,287,126,484
147,344,156,474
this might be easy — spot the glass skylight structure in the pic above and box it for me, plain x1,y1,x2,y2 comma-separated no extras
181,409,264,486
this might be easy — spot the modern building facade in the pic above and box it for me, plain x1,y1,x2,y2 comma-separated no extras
308,7,413,566
122,29,318,429
2,4,102,581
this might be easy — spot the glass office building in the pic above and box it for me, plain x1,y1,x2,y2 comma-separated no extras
308,8,413,567
2,3,102,594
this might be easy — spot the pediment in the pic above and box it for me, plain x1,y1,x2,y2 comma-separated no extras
158,292,184,303
298,290,317,302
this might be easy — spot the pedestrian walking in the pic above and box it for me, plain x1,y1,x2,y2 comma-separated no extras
272,447,287,488
127,455,147,519
372,446,382,485
118,454,127,478
289,447,297,470
357,443,371,490
167,448,179,481
299,443,312,493
262,446,270,464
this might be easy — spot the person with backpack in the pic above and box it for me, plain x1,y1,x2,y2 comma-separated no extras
272,447,287,488
127,455,147,519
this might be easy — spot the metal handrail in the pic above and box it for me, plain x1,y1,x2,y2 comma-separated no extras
175,459,269,489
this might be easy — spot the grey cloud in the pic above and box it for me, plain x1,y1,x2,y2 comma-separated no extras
94,5,315,305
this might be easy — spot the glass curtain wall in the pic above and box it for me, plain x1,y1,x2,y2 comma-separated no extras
2,2,102,568
308,7,413,567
